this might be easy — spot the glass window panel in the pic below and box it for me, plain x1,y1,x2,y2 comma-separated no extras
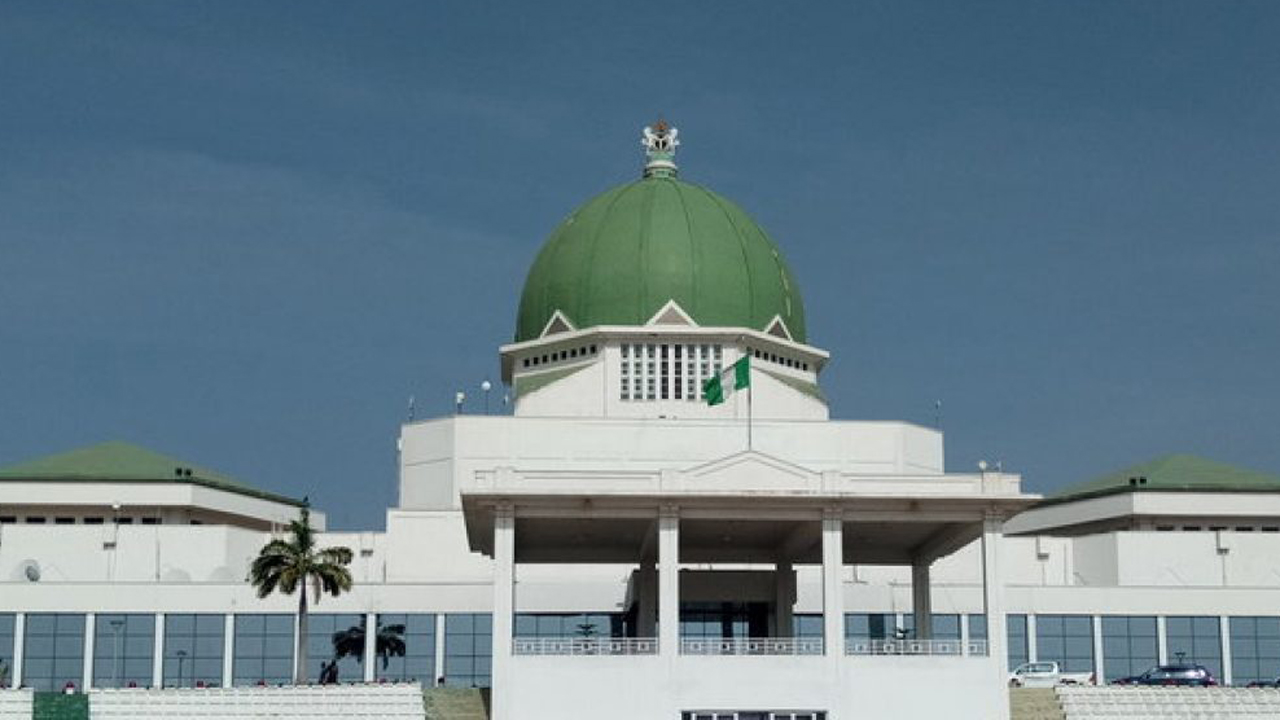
22,614,86,691
232,615,294,686
1036,615,1094,675
443,614,490,688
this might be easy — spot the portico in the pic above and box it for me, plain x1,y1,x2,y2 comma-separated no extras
461,450,1034,720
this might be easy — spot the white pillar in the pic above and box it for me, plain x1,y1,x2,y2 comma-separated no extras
1156,616,1168,664
152,613,165,688
1092,615,1105,683
434,614,446,685
82,613,95,690
222,615,235,687
490,504,516,720
11,613,24,688
1220,616,1233,686
1026,615,1038,664
911,559,932,641
961,612,972,656
981,515,1011,720
821,509,844,659
658,506,680,660
363,612,377,682
774,561,794,639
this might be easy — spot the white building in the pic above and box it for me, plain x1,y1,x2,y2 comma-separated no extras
2,124,1280,720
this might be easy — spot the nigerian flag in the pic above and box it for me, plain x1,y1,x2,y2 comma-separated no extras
703,356,750,406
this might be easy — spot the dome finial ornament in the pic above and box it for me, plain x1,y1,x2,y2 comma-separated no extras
641,119,679,177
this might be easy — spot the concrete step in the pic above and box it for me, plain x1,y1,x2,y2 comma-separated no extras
423,687,490,720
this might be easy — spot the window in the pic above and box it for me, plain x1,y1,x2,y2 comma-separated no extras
54,517,74,525
233,615,293,686
1101,616,1157,682
23,613,85,691
163,614,224,688
0,516,14,524
515,613,623,639
115,517,133,525
141,518,161,525
845,613,900,643
792,615,822,639
0,614,14,688
1165,616,1222,678
305,614,364,684
443,614,491,688
25,517,45,524
94,614,155,688
682,604,766,640
377,614,436,684
902,613,961,640
1007,614,1029,670
1035,615,1094,674
968,615,988,642
83,517,104,525
1230,617,1280,686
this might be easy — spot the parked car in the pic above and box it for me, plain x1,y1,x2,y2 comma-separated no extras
1110,668,1156,685
1008,661,1095,688
1245,676,1279,688
1132,664,1218,687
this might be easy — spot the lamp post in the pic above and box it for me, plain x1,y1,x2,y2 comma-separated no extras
175,649,187,687
109,619,125,688
481,380,492,414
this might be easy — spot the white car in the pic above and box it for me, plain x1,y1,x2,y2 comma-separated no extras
1008,661,1095,688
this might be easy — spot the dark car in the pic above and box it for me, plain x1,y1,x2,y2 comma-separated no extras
1132,664,1218,687
1110,668,1156,685
1246,676,1280,688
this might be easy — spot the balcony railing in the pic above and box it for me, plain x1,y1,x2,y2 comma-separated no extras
845,638,989,657
680,637,825,656
513,637,658,656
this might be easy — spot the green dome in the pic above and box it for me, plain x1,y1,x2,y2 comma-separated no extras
516,175,807,343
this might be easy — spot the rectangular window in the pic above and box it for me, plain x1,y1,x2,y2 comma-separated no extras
844,613,900,642
232,614,294,686
968,614,988,642
515,613,623,639
54,517,74,525
1100,616,1157,682
0,614,14,689
1165,616,1222,679
792,614,823,639
94,613,155,688
1035,615,1094,674
902,613,961,640
163,614,224,688
377,614,436,684
1007,614,1029,670
444,614,491,688
23,613,85,691
660,345,670,399
305,614,365,684
620,378,630,401
1230,617,1280,686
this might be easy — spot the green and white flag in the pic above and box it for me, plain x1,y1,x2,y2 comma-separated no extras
703,356,750,406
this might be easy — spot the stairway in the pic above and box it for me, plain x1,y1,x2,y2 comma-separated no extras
423,687,490,720
1011,688,1065,720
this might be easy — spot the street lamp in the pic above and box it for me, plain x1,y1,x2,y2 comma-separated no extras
481,380,492,414
109,619,125,688
175,649,187,687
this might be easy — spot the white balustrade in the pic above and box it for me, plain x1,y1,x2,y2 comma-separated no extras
845,638,988,656
679,637,825,656
512,637,657,656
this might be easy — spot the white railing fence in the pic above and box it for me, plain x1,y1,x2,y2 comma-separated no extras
680,638,825,656
513,637,658,656
845,638,989,656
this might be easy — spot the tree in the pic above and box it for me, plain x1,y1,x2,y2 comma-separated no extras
248,507,353,684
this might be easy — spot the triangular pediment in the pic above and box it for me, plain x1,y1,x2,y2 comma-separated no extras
676,450,820,492
764,315,793,340
645,300,697,327
539,310,576,338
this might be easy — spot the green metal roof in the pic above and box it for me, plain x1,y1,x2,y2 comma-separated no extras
515,175,807,343
0,441,305,506
1044,454,1280,506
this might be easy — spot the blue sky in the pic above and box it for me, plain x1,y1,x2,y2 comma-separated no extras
1,1,1277,529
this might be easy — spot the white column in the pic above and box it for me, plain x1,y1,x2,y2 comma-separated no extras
981,516,1008,674
11,613,24,688
774,561,794,639
363,612,377,682
82,613,96,690
821,509,844,659
152,613,165,688
1092,615,1105,683
1156,616,1168,664
490,504,516,720
911,559,932,641
981,515,1011,720
1026,615,1038,664
1220,616,1233,686
658,506,680,660
222,615,235,687
434,614,446,686
961,612,971,656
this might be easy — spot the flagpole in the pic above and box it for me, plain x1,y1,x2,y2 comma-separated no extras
747,379,753,451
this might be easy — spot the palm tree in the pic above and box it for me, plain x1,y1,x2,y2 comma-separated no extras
248,507,353,684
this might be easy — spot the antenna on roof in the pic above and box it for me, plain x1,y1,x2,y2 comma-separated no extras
407,395,416,422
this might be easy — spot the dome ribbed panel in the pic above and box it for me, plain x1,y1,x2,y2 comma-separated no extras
515,177,806,343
